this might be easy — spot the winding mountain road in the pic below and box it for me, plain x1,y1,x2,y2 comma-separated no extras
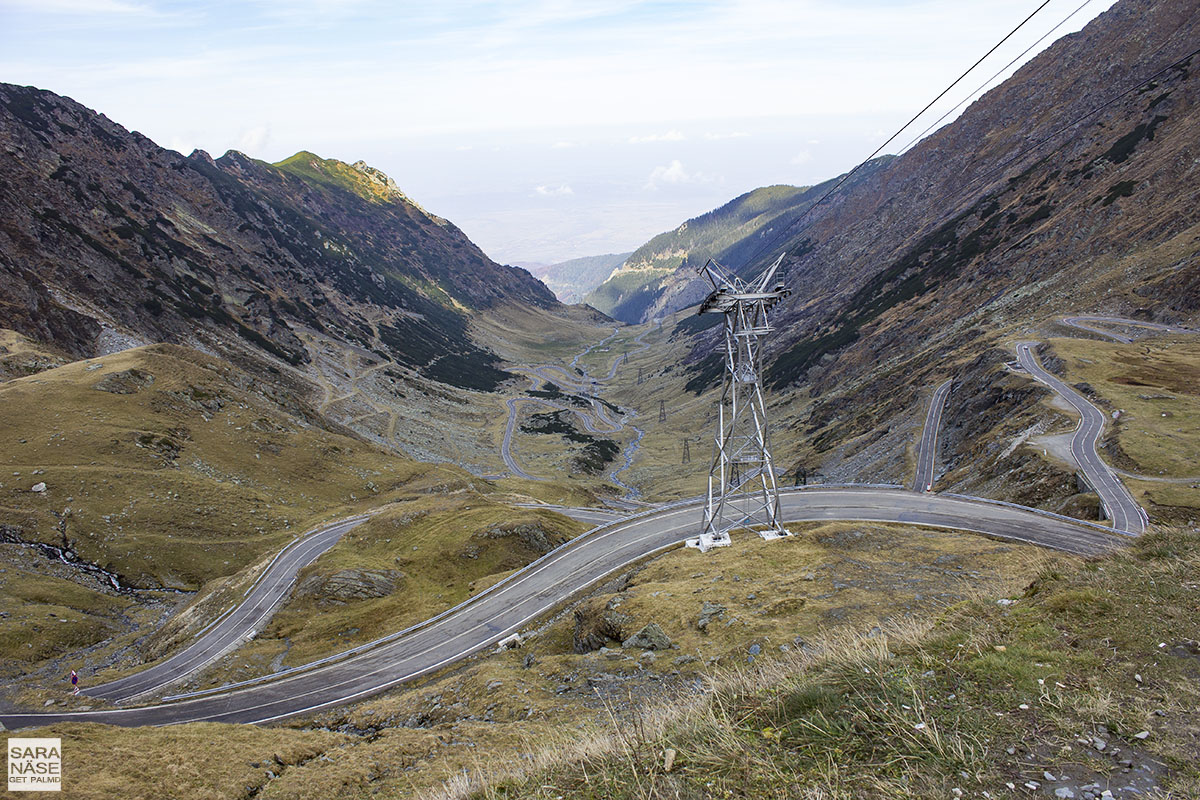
85,515,369,703
1015,342,1145,534
912,379,952,492
500,325,651,487
1,318,1168,731
0,487,1123,730
1060,315,1196,343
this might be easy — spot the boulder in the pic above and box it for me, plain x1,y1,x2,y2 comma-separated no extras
295,568,404,605
622,622,672,651
696,600,726,631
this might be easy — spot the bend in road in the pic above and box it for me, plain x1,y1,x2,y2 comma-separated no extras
84,515,370,703
501,324,651,487
0,488,1125,730
1059,315,1197,344
1015,342,1145,534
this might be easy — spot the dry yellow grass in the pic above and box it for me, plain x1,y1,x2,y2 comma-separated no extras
1050,335,1200,479
0,340,484,689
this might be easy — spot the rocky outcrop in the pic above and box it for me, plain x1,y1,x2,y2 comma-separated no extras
572,599,629,653
92,368,155,394
479,522,569,555
295,568,405,605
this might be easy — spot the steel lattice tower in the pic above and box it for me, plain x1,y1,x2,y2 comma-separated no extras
687,255,792,552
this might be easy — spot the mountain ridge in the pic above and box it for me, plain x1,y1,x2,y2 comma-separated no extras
651,0,1200,402
0,83,556,393
585,169,891,323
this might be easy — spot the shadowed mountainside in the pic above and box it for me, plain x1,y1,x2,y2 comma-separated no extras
0,85,557,392
674,0,1200,398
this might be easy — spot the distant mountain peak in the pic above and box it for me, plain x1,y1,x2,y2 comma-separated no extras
271,151,439,221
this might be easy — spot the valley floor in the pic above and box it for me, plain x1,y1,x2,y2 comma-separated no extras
0,312,1197,798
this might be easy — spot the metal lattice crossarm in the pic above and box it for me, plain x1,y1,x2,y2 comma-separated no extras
687,254,792,553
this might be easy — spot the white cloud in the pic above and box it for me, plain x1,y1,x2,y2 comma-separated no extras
165,136,196,156
236,125,270,154
790,151,812,166
704,131,748,140
551,141,577,149
644,160,710,190
629,130,685,144
535,183,574,197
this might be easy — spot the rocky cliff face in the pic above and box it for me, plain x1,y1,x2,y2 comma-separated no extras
0,84,556,391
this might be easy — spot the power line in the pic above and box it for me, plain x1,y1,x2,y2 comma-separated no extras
894,0,1102,159
746,1,1198,282
970,44,1200,194
743,0,1057,270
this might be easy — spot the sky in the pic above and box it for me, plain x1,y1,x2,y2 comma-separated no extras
0,0,1117,265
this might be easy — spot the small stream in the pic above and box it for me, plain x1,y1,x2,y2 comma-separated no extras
0,526,183,594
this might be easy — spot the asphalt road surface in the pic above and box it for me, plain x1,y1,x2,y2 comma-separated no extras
83,514,369,703
1060,315,1196,343
1015,342,1145,534
912,379,952,492
0,487,1122,730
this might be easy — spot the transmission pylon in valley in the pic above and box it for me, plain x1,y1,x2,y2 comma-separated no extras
687,254,792,552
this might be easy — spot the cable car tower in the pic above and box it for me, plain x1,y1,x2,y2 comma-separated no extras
687,254,792,552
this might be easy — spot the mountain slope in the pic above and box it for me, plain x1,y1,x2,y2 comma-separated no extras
0,84,556,392
526,252,631,304
656,0,1200,488
586,174,888,323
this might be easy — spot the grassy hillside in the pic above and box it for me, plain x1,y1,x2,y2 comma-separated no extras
464,524,1200,799
272,151,423,207
0,338,483,687
0,343,447,589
